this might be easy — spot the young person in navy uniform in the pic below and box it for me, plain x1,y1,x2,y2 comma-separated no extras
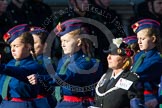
0,24,50,108
131,19,162,108
89,38,140,108
53,0,126,73
28,19,103,108
30,26,57,108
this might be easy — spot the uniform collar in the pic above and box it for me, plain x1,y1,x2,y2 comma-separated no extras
63,50,84,62
70,50,83,62
36,54,43,60
111,70,123,79
14,55,33,65
141,48,157,58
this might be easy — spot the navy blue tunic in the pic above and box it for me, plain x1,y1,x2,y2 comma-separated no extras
131,48,162,101
40,50,103,108
0,55,50,108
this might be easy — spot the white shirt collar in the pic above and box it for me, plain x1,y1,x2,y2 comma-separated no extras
111,70,124,79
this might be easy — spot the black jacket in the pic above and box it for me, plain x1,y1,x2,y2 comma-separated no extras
95,70,140,108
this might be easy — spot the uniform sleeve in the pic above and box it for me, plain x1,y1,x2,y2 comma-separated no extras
127,72,141,99
128,73,145,108
37,72,73,86
38,59,103,87
136,62,162,82
0,64,42,81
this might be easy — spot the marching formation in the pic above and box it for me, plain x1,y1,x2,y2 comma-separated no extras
0,0,162,108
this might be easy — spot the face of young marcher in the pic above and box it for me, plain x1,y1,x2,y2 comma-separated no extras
137,28,156,51
60,33,81,56
10,36,31,60
32,34,45,56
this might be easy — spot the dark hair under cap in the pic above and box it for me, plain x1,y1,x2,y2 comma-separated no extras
131,19,160,33
30,26,49,44
54,19,89,37
3,24,30,44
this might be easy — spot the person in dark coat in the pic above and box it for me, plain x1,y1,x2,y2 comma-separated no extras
90,37,140,108
6,0,53,32
0,0,11,42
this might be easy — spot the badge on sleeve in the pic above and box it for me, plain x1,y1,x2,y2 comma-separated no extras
115,78,133,90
